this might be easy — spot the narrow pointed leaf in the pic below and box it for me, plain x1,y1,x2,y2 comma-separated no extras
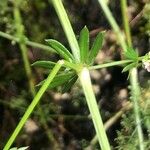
124,47,138,60
46,39,74,62
122,62,137,72
32,61,59,69
62,74,78,93
79,26,89,63
36,72,75,89
88,31,105,64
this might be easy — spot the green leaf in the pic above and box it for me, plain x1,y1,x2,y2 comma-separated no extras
31,60,65,70
36,72,75,89
62,74,78,93
46,39,74,62
122,62,138,72
88,31,105,64
124,48,138,60
79,26,89,63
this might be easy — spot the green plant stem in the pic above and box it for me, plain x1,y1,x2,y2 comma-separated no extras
121,1,144,149
13,1,36,96
89,60,133,70
4,61,63,150
13,3,60,149
120,0,132,47
51,0,80,62
87,102,133,149
97,0,144,149
130,68,144,150
0,31,55,53
79,67,111,150
97,0,127,51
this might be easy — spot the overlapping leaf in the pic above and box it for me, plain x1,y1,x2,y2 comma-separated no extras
36,72,75,90
46,39,74,62
32,60,65,70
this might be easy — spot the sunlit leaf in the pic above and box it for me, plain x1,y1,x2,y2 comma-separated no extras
46,39,74,62
79,26,89,63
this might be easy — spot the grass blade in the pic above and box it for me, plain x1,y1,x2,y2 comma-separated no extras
79,26,89,63
46,39,74,62
88,31,105,64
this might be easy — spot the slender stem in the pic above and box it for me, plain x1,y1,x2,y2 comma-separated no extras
88,102,132,148
51,0,80,62
121,1,144,149
120,0,132,47
97,0,127,51
97,1,144,149
13,2,60,148
0,31,55,53
130,68,144,150
4,61,63,150
89,60,133,70
79,67,111,150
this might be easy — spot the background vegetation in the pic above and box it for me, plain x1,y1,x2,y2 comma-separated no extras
0,0,150,149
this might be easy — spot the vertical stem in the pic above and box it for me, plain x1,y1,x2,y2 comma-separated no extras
130,68,144,150
51,0,80,62
13,1,36,96
121,1,144,149
79,68,111,150
13,2,60,148
4,61,63,150
97,0,144,149
97,0,127,51
120,0,132,47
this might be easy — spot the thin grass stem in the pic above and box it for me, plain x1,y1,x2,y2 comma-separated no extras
13,2,60,148
120,0,132,47
89,60,133,70
130,68,144,150
121,1,144,149
97,0,127,51
51,0,80,62
0,31,55,53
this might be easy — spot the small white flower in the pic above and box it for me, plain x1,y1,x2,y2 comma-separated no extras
143,61,150,72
